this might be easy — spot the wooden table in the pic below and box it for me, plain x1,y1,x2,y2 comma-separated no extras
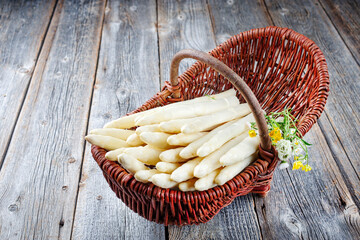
0,0,359,239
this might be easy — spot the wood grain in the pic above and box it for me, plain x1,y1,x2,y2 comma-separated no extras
264,0,360,208
255,126,360,239
71,0,165,239
0,0,56,167
319,0,360,65
157,0,216,87
208,0,272,44
0,0,106,239
169,195,262,240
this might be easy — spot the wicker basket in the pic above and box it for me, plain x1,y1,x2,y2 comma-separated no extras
91,26,329,226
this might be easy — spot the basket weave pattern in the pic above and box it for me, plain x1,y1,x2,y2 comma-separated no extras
91,26,329,225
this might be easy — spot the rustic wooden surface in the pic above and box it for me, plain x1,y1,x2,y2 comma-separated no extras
0,0,359,239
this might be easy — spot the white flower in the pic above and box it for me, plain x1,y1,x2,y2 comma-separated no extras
290,128,296,134
278,153,289,161
276,139,292,157
294,147,304,155
276,117,284,123
279,161,290,170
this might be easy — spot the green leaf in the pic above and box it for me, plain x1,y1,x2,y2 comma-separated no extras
300,139,312,146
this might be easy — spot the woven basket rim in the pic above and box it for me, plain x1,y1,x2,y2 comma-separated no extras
92,26,329,204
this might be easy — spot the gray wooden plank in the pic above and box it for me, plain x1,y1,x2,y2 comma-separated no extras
264,0,360,208
169,195,262,240
209,0,360,238
255,125,360,239
319,0,360,65
0,0,57,167
71,0,165,239
158,0,262,239
317,112,360,210
208,0,272,44
0,0,106,239
157,0,216,87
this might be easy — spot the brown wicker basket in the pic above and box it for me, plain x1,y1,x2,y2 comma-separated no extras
91,26,329,226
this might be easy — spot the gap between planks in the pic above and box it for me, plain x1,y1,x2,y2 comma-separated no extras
0,0,58,171
69,0,108,239
316,0,360,67
155,0,169,237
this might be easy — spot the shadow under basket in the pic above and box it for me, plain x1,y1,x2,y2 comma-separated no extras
91,26,329,226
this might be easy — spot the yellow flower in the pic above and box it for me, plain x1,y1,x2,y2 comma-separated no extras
302,164,312,172
269,131,275,137
270,128,283,144
272,135,283,144
292,161,303,170
294,156,299,160
248,130,257,138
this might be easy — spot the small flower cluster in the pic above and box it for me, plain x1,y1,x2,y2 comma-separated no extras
269,127,282,143
248,108,312,172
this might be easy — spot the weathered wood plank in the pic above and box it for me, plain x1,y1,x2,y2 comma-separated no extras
319,0,360,65
71,0,165,239
0,0,56,167
264,0,360,208
0,0,105,239
157,0,216,87
169,195,262,240
158,0,262,239
255,126,360,239
208,0,272,44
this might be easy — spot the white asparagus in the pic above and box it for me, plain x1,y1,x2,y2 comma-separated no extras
118,153,148,174
134,169,160,183
159,118,194,133
220,135,260,166
179,120,237,159
126,133,145,146
135,96,239,126
167,132,207,146
104,111,147,129
134,89,236,122
215,154,257,185
181,104,251,134
170,157,202,182
124,145,162,165
178,178,197,192
89,128,134,140
197,114,255,157
150,173,178,188
139,132,172,149
135,124,161,134
105,148,126,161
194,133,248,178
106,145,161,164
159,147,187,163
195,169,221,191
156,162,182,173
104,89,237,129
85,135,129,151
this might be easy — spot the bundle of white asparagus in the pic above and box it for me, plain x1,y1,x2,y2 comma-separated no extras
85,89,260,191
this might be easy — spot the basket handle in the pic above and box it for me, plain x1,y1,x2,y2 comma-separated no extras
170,49,273,152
